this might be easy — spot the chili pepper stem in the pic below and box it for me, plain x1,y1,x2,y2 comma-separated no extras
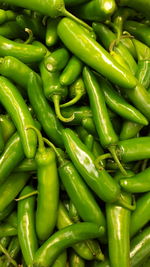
95,153,112,169
43,137,65,166
117,194,136,211
60,92,83,108
109,146,127,176
0,243,17,267
24,28,34,44
15,190,38,201
63,10,92,32
26,125,45,153
53,95,74,122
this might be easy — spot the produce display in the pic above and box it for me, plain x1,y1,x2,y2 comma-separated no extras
0,0,149,266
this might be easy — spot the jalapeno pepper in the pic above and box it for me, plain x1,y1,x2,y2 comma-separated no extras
46,18,60,47
119,121,143,140
0,21,25,39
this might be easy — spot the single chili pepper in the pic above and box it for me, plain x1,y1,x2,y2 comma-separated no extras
136,60,150,90
0,172,30,212
57,18,138,90
16,14,45,41
0,35,46,63
62,128,135,210
26,126,59,241
0,76,37,159
33,223,105,267
45,47,70,73
0,0,92,30
18,185,38,267
0,202,15,222
27,71,64,148
117,0,150,18
130,191,150,238
59,56,83,86
0,132,25,185
0,114,16,144
83,67,126,174
106,170,134,267
69,250,85,267
130,226,150,267
46,18,60,47
120,167,150,193
52,250,67,267
96,75,148,125
0,224,17,238
92,22,137,75
57,201,103,261
14,158,36,173
124,20,150,47
0,9,16,24
117,137,150,163
71,0,116,22
119,121,143,140
64,0,90,6
0,21,26,39
3,236,20,267
60,77,86,108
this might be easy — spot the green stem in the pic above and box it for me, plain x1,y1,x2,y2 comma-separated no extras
43,137,64,166
0,243,17,267
60,93,83,108
117,194,136,211
53,95,74,122
24,28,34,44
15,190,38,201
109,146,127,176
63,10,92,32
26,125,45,153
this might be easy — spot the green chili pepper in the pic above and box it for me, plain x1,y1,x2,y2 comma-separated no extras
0,9,16,24
120,167,150,193
0,76,37,159
14,158,36,173
0,114,16,144
46,18,60,47
0,237,11,256
69,200,80,223
124,21,150,47
59,56,83,87
33,223,105,267
130,226,150,267
136,60,150,90
71,0,116,22
0,172,30,212
57,18,138,90
119,121,143,140
0,224,17,238
130,192,150,238
96,75,148,125
45,47,70,73
0,35,46,63
27,126,59,241
0,21,25,39
106,170,134,267
69,250,85,267
61,106,92,125
6,211,17,229
132,39,150,61
110,50,130,71
0,202,15,222
3,236,20,267
27,72,64,148
52,250,67,267
117,137,150,163
0,0,92,30
83,67,126,174
60,77,86,108
57,201,103,261
18,185,38,267
117,0,150,18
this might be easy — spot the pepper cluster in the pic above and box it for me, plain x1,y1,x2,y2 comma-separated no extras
0,0,149,266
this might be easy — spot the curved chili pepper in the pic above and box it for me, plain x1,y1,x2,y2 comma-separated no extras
18,185,38,267
71,0,116,22
57,201,103,261
119,121,143,140
0,172,30,212
60,77,86,108
83,67,126,174
59,56,83,86
130,191,150,238
0,35,46,63
0,76,37,158
117,137,150,163
27,72,64,148
33,223,105,267
0,0,92,30
57,18,138,90
120,167,150,193
69,250,85,267
46,18,60,47
27,126,59,241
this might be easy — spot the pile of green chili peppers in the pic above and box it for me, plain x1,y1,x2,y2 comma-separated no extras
0,0,150,266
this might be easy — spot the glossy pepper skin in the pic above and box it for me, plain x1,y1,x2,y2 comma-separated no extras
33,223,105,267
52,250,67,267
120,121,143,141
0,76,37,159
0,114,16,143
18,185,38,267
27,72,64,148
57,18,138,90
69,250,85,267
117,0,150,19
46,18,60,47
62,128,121,203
